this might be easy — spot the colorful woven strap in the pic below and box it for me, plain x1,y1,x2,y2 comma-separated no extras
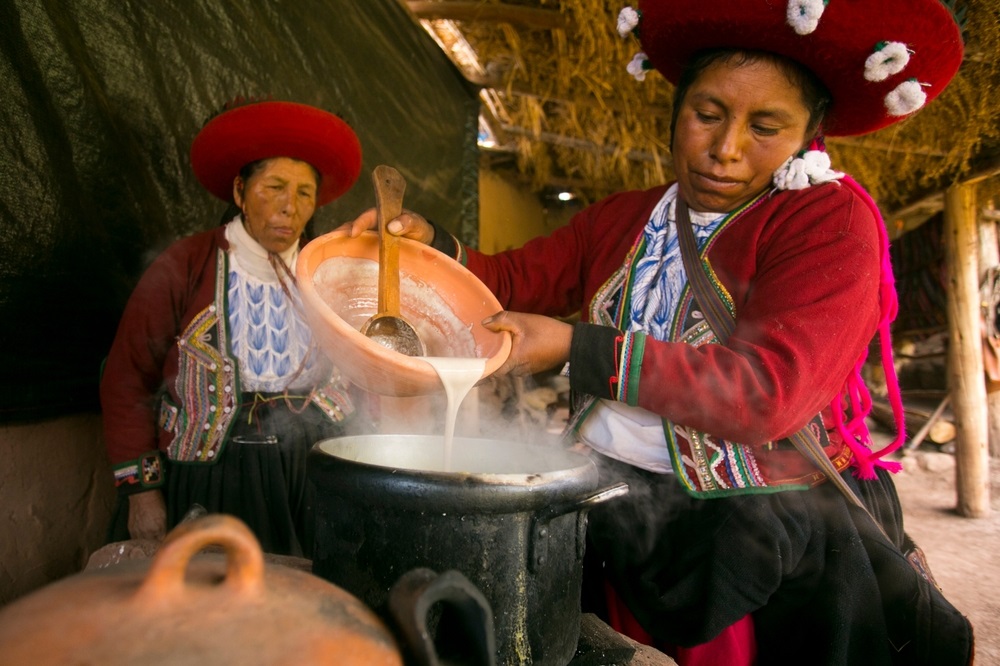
674,198,735,342
674,197,886,534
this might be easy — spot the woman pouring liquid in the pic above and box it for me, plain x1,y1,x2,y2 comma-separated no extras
343,0,974,662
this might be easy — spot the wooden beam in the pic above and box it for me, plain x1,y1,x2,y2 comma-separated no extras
961,158,1000,187
868,396,956,448
944,181,991,517
905,396,955,450
884,194,944,240
481,165,606,197
502,86,673,119
501,124,670,167
826,136,948,158
406,2,571,30
885,159,1000,237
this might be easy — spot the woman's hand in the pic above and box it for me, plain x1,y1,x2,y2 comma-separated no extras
128,489,167,541
338,207,436,244
483,311,573,377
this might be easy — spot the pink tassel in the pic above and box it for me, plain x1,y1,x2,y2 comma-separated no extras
825,175,908,476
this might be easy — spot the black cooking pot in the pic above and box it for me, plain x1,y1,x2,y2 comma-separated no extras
308,435,628,666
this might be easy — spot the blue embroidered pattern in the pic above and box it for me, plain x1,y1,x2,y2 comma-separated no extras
153,248,354,466
227,265,318,392
628,196,724,339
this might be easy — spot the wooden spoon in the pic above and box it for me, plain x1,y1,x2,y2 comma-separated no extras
360,165,425,357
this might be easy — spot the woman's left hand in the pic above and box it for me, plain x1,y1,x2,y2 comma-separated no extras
336,207,435,244
482,311,572,377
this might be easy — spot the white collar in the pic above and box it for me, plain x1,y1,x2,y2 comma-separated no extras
664,183,726,227
224,216,299,281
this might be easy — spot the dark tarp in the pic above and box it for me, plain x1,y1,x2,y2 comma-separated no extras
0,0,479,422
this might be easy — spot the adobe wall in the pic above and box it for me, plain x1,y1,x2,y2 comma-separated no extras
0,415,114,604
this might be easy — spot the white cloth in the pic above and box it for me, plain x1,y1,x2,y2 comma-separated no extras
224,218,328,392
580,185,723,473
578,399,674,473
226,215,298,279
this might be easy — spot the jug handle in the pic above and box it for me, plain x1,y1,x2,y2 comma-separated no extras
388,568,497,666
133,514,265,605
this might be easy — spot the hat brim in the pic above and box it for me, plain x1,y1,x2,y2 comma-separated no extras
636,0,963,136
190,101,362,205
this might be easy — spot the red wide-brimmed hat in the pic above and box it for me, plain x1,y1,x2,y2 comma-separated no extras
190,100,362,205
618,0,964,136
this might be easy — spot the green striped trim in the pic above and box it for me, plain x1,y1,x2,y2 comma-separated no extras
621,331,645,405
615,236,647,327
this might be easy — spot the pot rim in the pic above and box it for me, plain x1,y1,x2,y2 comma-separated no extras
308,435,600,512
312,434,596,481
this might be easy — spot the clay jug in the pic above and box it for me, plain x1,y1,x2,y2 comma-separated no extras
0,514,402,665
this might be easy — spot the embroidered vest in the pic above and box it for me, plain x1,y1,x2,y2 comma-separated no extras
580,196,851,497
158,249,353,463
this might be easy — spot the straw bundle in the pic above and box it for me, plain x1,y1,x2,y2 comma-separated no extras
428,0,999,213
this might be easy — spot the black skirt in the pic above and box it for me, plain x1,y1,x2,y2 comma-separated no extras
165,394,354,558
581,453,974,666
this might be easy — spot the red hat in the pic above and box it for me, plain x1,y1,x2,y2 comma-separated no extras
190,100,362,205
619,0,964,136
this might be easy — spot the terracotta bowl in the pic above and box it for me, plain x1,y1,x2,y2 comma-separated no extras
297,229,511,396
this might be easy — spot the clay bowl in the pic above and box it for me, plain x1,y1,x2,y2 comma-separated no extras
297,229,511,396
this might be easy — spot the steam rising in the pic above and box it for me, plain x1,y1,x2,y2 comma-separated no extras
309,253,568,453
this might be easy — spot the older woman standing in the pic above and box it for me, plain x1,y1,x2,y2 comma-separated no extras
344,0,974,663
101,100,364,557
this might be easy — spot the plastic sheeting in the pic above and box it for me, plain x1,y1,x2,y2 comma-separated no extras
0,0,479,422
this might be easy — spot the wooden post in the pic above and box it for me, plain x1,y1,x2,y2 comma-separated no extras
944,183,991,517
978,203,1000,458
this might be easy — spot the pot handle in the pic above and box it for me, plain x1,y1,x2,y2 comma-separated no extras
388,568,497,666
133,514,265,605
529,481,629,573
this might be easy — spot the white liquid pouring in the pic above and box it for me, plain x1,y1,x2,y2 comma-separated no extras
421,356,488,471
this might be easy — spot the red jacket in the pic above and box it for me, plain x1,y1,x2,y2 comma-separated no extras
101,226,353,492
461,182,882,493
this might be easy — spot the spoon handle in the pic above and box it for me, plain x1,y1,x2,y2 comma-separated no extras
373,165,407,317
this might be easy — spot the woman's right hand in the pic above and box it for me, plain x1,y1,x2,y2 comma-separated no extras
128,489,167,541
482,311,573,377
337,207,436,245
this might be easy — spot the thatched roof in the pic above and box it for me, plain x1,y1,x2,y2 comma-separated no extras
404,0,1000,235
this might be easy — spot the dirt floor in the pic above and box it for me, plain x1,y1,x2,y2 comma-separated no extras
891,447,1000,665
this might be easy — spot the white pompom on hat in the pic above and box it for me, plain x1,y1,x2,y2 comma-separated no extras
619,0,963,136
